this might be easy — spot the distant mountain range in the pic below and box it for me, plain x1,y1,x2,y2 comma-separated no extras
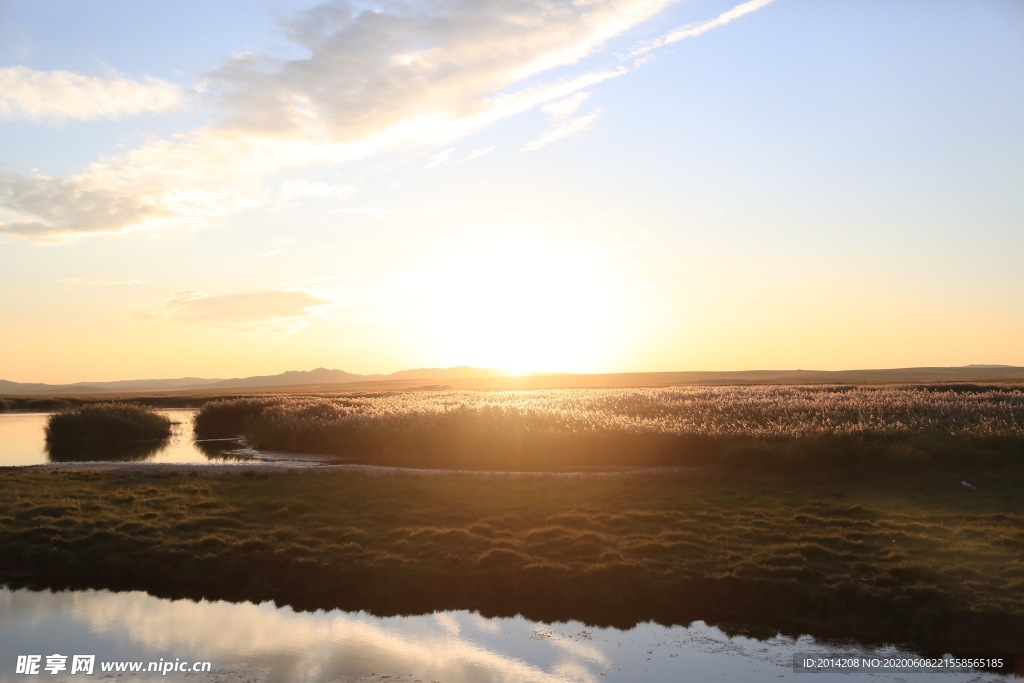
1,365,1022,396
0,366,510,395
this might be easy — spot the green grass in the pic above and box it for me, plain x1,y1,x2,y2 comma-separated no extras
44,403,173,461
1,467,1022,656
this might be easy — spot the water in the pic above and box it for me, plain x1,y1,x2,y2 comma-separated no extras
0,587,1014,683
0,410,257,466
0,412,652,473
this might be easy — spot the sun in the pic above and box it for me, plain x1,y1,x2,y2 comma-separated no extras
417,226,632,374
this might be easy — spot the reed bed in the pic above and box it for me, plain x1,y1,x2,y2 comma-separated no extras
45,403,172,461
193,385,1024,473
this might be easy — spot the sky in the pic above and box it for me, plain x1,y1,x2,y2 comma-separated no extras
1,0,1023,383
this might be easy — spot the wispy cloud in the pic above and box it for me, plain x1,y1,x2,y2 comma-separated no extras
425,148,455,169
278,180,353,202
542,92,592,120
525,109,602,151
630,0,778,57
135,290,330,328
461,146,494,163
55,276,143,286
0,0,779,242
0,66,184,122
527,90,598,151
209,0,680,143
256,237,295,258
331,206,393,217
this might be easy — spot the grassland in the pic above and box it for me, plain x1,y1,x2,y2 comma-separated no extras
3,384,1024,661
1,466,1022,658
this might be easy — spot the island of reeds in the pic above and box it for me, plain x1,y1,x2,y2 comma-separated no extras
44,403,173,461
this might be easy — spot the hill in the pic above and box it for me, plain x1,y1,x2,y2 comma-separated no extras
1,365,1022,396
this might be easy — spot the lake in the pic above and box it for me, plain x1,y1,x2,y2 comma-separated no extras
0,410,318,467
0,586,1014,683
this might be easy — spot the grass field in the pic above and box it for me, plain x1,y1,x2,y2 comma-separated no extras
1,466,1022,657
3,384,1023,661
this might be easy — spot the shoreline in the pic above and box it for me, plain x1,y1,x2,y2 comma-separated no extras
11,460,699,477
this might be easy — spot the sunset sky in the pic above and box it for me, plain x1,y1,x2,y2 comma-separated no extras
1,0,1022,383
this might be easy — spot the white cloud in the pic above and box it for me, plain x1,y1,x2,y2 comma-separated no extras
529,90,597,151
630,0,778,56
525,108,602,151
135,290,331,328
55,276,143,286
278,180,354,201
256,237,296,258
0,132,312,242
0,0,779,242
425,148,455,169
0,66,184,122
211,0,681,143
461,146,494,163
0,172,170,242
542,92,591,120
331,206,393,216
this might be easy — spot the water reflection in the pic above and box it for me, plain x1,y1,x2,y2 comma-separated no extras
192,437,253,461
45,438,170,462
0,410,258,466
0,587,1014,683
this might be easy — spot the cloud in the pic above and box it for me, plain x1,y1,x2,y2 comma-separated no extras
0,66,183,122
55,276,143,286
135,290,331,327
0,132,308,241
278,180,354,201
542,92,591,120
0,172,169,241
425,148,456,169
331,206,392,216
256,237,295,258
209,0,681,143
525,108,602,151
630,0,778,56
461,146,494,163
528,90,596,151
1,0,779,242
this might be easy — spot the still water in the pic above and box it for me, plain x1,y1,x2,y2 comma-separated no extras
0,586,1014,683
0,410,270,466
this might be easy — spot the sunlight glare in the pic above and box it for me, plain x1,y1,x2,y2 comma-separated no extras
421,227,629,374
